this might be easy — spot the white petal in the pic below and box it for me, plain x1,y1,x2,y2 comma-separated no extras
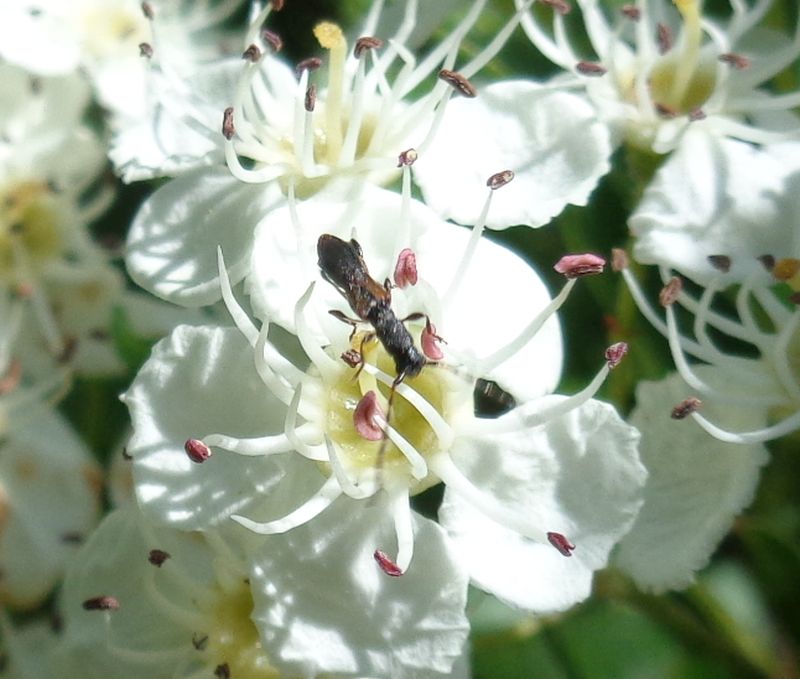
414,81,612,228
615,370,768,593
123,325,309,530
630,131,800,283
0,403,101,609
0,5,81,75
440,399,645,612
126,167,283,306
249,500,470,678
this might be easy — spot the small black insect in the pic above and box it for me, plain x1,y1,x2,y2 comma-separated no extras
317,234,427,384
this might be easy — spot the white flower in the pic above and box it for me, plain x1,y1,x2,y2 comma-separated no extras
516,0,800,154
0,617,62,679
0,394,102,609
55,506,470,678
617,136,800,444
0,0,243,118
615,370,768,592
124,186,646,616
124,0,534,306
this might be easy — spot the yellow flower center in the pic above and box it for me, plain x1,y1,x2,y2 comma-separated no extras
324,332,469,494
0,181,61,284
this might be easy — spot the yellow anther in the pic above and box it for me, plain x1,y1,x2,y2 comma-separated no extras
774,258,800,289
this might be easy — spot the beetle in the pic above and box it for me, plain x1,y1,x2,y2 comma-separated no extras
317,234,427,384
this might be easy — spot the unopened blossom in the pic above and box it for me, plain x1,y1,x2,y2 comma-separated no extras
516,0,800,154
615,371,768,592
124,184,646,617
0,0,244,119
125,0,535,306
55,506,469,678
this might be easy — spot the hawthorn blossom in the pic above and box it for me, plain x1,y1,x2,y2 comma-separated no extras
124,183,646,617
616,133,800,445
124,0,540,306
56,505,470,678
0,375,102,609
615,371,768,592
0,0,243,118
515,0,800,154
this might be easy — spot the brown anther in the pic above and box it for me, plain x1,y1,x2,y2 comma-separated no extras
657,23,673,54
397,148,418,167
296,57,322,78
61,531,84,544
192,633,209,650
82,596,120,611
374,549,404,576
393,248,418,288
421,320,444,361
242,43,262,62
354,36,384,58
261,28,283,53
757,254,775,271
688,108,706,121
719,52,750,70
438,69,477,98
271,0,284,10
611,248,629,272
707,255,731,273
354,391,385,441
148,549,171,567
57,337,78,364
554,253,606,278
659,276,682,306
671,397,702,419
29,77,42,95
542,0,571,15
547,532,575,557
655,103,678,118
122,447,133,461
487,170,515,190
621,4,641,20
576,61,607,76
222,107,235,140
185,438,212,463
138,42,153,59
305,84,316,112
773,258,800,281
605,342,628,369
214,663,231,679
0,359,22,395
141,1,154,20
340,349,362,368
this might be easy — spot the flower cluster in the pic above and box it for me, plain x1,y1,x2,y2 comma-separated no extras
2,0,799,676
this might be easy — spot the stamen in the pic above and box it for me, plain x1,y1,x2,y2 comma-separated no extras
393,248,417,288
217,247,258,345
141,2,154,20
242,44,262,62
576,61,607,76
139,42,153,58
605,341,628,369
611,248,629,272
325,437,375,499
486,169,514,190
148,549,170,567
304,84,316,112
294,283,340,381
421,321,444,361
261,29,283,53
295,57,323,78
284,383,328,462
718,52,750,70
657,23,673,54
202,430,300,456
554,253,606,278
221,107,235,140
397,148,418,167
231,476,342,534
621,5,641,21
383,422,429,480
354,391,385,441
671,397,702,419
707,255,731,273
184,439,212,463
437,69,477,97
374,549,403,576
354,36,384,58
390,490,414,572
83,596,120,611
547,531,575,557
659,276,683,306
691,410,800,444
542,0,571,15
